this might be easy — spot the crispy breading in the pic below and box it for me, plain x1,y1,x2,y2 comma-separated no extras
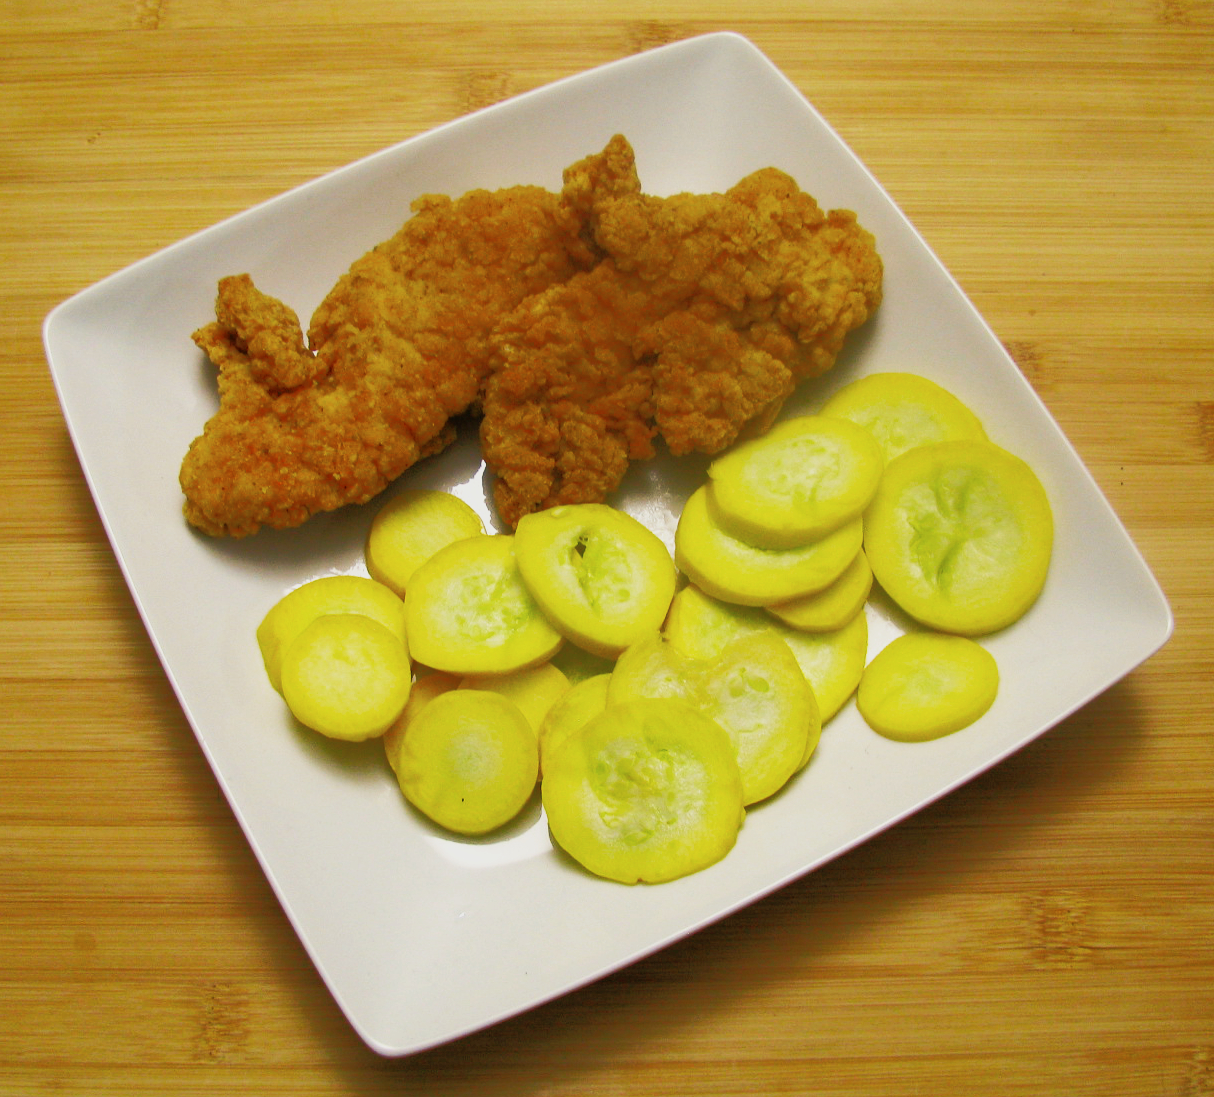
180,183,592,536
180,135,882,536
479,150,883,526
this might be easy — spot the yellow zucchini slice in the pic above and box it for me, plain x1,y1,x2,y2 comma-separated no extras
395,688,539,835
767,550,873,632
541,698,744,884
707,415,884,548
609,632,815,805
664,583,867,727
864,440,1053,635
514,503,677,658
538,672,611,772
404,534,563,674
280,613,412,741
858,632,999,742
779,612,869,729
819,372,987,464
460,661,571,739
383,670,459,775
365,489,485,597
256,574,405,694
675,486,862,607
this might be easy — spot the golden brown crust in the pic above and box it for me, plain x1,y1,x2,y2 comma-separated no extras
180,184,592,536
479,157,883,526
179,135,881,536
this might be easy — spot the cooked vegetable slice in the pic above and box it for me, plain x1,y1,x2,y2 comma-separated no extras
767,549,873,632
779,612,869,730
383,670,460,775
280,613,412,741
864,440,1053,635
541,698,744,884
404,534,563,674
675,486,862,607
609,632,815,805
538,672,611,771
664,583,867,728
256,574,406,694
395,689,539,834
514,503,677,658
460,661,571,738
858,632,999,741
365,489,485,597
707,415,884,547
819,372,987,464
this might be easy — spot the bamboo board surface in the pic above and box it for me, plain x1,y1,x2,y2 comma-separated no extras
2,2,1212,1094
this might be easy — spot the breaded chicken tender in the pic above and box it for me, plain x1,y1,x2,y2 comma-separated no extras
180,135,882,535
479,138,883,526
180,183,593,536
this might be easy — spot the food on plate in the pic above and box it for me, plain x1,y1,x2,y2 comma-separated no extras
663,583,868,725
403,534,563,674
537,672,611,771
458,661,571,736
251,368,1050,872
863,439,1053,635
775,612,869,727
256,574,406,693
180,171,597,537
706,415,884,548
541,698,745,884
280,613,412,741
513,503,677,657
364,489,485,597
181,134,881,536
609,631,817,805
766,549,874,633
394,689,539,835
819,371,987,464
675,485,863,606
481,141,883,526
383,670,459,775
857,632,999,742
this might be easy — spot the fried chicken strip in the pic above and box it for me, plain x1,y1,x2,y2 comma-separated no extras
180,181,595,536
480,138,883,527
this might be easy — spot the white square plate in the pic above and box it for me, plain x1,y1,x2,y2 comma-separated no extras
44,33,1172,1056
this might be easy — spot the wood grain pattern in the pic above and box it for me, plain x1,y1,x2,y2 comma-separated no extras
2,1,1211,1093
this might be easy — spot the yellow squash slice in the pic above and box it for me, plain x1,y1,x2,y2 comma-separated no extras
675,486,862,607
383,670,460,775
256,574,405,694
609,632,816,805
541,698,744,884
404,534,563,674
459,661,571,738
395,689,539,834
819,372,987,464
514,503,677,658
538,672,611,772
864,440,1053,635
767,550,873,633
365,489,485,597
707,415,884,548
280,613,412,742
858,632,999,742
664,583,867,728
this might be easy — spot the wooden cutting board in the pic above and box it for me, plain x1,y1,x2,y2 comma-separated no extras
2,2,1211,1093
